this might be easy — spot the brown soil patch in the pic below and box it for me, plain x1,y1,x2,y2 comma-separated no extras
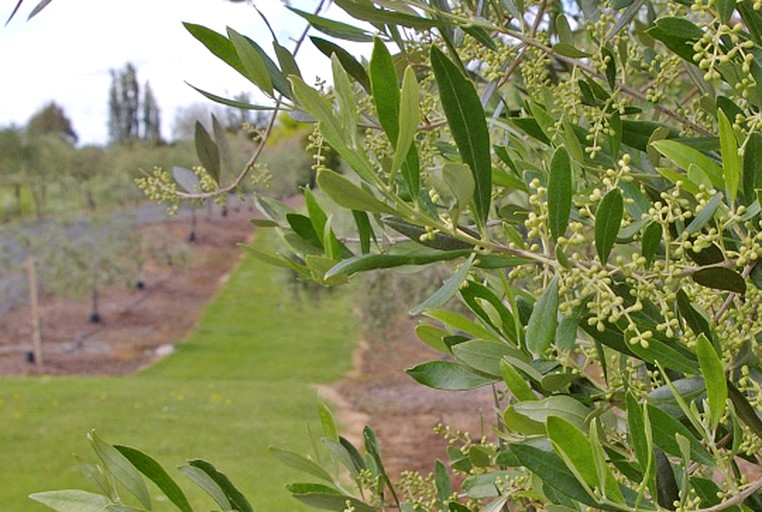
0,205,258,376
323,317,495,481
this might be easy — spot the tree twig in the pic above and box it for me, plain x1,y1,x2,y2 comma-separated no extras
497,0,546,88
713,263,754,321
488,24,714,136
694,478,762,512
174,0,328,201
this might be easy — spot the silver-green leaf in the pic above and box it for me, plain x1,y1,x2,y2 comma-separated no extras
431,45,491,225
526,277,559,356
595,189,623,265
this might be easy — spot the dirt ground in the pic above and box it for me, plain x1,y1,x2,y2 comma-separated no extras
321,319,495,480
0,206,257,375
0,202,493,482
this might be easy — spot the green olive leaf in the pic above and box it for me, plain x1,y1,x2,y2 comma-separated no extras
227,27,274,97
718,109,741,203
548,146,573,241
526,277,559,357
431,45,492,225
595,188,624,265
406,360,498,390
695,333,727,430
691,267,747,294
194,121,220,184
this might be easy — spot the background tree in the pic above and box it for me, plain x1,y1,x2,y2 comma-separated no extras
47,216,142,323
141,81,161,142
0,126,27,217
224,92,266,131
25,101,77,145
171,102,226,141
108,63,140,144
0,220,81,357
108,63,161,144
70,145,104,211
22,103,77,217
22,134,75,218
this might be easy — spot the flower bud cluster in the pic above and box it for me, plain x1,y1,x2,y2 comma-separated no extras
645,54,682,103
724,220,762,267
248,162,272,190
196,166,219,194
674,496,704,511
714,286,762,356
397,470,437,511
520,45,552,98
307,127,339,177
525,178,550,241
692,23,755,83
135,166,180,215
739,111,762,157
551,77,584,126
581,99,628,159
482,40,518,83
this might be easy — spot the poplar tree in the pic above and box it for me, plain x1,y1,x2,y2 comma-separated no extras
141,81,161,142
108,63,162,143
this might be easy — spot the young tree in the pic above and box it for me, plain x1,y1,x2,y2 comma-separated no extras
71,145,104,211
23,134,75,218
0,220,81,360
45,216,142,323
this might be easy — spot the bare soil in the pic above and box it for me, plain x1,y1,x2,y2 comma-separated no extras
0,206,257,376
0,204,491,482
322,317,495,480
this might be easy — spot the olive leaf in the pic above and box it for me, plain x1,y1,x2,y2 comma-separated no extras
595,189,624,265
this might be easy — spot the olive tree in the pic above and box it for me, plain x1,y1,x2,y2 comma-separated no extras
24,0,762,511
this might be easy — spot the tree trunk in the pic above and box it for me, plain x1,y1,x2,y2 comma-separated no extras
85,188,96,211
13,184,21,215
188,205,197,242
27,257,43,365
90,287,101,324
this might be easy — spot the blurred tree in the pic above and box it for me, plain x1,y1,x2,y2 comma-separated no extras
71,145,104,210
21,103,78,216
108,64,162,144
26,101,78,145
171,95,260,141
171,102,225,141
142,81,161,142
23,134,75,217
0,126,26,216
108,63,140,143
51,216,142,323
224,92,267,131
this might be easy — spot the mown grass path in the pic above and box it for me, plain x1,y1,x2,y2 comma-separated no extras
0,231,357,511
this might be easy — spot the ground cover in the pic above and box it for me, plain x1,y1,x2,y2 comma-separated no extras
0,228,357,511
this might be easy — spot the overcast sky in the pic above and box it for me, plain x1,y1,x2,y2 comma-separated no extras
0,0,352,145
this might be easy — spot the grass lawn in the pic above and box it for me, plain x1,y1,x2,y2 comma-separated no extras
0,230,358,511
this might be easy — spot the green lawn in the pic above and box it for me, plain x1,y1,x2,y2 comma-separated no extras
0,230,357,511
